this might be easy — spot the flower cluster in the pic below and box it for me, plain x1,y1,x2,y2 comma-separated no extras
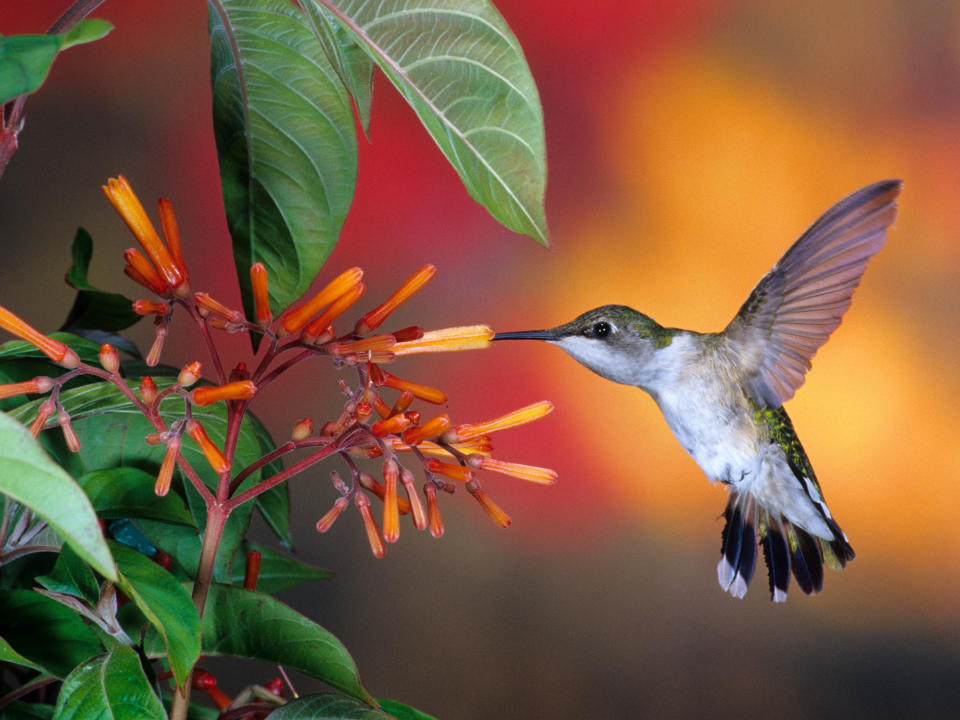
0,176,556,557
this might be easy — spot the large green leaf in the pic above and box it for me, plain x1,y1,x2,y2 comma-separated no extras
147,583,375,705
36,543,100,605
52,645,166,720
377,699,439,720
111,542,201,688
267,694,394,719
1,701,54,719
0,19,113,105
0,412,116,581
0,590,102,678
312,0,548,244
61,227,140,333
78,467,196,526
209,0,358,320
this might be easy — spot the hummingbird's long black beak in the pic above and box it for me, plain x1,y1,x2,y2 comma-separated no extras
493,329,562,341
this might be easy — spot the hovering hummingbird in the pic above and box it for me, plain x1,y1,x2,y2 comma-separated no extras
495,180,901,601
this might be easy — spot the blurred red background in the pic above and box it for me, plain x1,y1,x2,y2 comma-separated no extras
3,1,959,717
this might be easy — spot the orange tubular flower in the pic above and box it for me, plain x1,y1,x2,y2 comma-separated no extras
132,300,170,316
354,493,385,558
448,400,555,442
156,197,189,283
377,369,447,405
370,412,414,438
0,376,53,401
424,482,444,539
426,459,475,483
400,468,427,531
401,414,452,446
103,176,187,295
155,437,180,497
357,471,411,514
280,267,363,336
300,283,366,342
468,456,558,485
243,550,262,591
191,380,257,406
327,334,397,356
382,459,400,544
145,324,167,367
316,497,349,532
194,293,245,324
0,306,79,368
355,263,437,335
250,263,272,327
124,262,168,296
99,344,120,374
390,325,494,356
186,420,230,474
29,399,56,436
58,410,80,452
467,482,512,528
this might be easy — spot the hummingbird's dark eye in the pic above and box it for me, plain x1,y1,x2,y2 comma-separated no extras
592,321,611,338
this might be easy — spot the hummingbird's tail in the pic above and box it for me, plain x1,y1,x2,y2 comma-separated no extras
717,491,855,602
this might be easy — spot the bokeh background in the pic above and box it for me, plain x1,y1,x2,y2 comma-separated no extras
3,1,960,717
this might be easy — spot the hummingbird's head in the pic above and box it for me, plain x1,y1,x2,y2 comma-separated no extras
494,305,676,386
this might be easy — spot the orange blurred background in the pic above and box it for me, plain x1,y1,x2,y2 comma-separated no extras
2,1,959,717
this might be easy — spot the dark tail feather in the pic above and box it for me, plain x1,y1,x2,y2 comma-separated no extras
786,522,822,595
717,493,758,598
761,511,792,602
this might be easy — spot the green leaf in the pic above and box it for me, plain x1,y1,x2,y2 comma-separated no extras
111,542,201,688
0,332,104,364
148,583,375,705
377,699,439,720
61,228,140,333
0,635,41,670
0,412,116,581
301,2,374,135
312,0,548,244
53,645,166,720
0,590,102,678
78,467,196,526
209,0,358,320
267,694,394,719
0,20,113,105
36,543,100,605
1,701,54,720
232,540,332,593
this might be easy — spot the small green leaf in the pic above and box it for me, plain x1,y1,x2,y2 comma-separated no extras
36,543,100,605
0,412,116,581
209,0,358,320
0,590,102,678
0,19,114,104
0,635,41,670
312,0,548,244
267,694,394,719
53,645,166,720
78,468,196,526
61,228,140,333
377,699,439,720
111,542,201,688
147,583,374,705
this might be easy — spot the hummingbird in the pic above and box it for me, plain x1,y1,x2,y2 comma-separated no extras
494,180,901,601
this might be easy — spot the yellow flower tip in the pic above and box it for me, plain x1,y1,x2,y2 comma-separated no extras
155,438,180,497
474,456,558,485
400,467,427,531
250,263,272,327
292,418,314,441
29,399,56,437
190,380,257,406
401,413,452,446
105,176,185,292
178,361,202,387
382,459,400,544
186,420,230,474
467,483,512,528
451,400,555,442
390,324,494,356
280,266,364,335
355,263,438,335
354,493,385,558
424,482,444,539
58,410,80,453
378,369,447,405
316,497,349,533
426,459,475,483
139,376,158,405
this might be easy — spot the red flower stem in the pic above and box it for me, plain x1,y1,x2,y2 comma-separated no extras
228,436,335,495
253,348,317,392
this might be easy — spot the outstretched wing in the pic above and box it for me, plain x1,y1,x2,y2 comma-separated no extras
725,180,901,408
